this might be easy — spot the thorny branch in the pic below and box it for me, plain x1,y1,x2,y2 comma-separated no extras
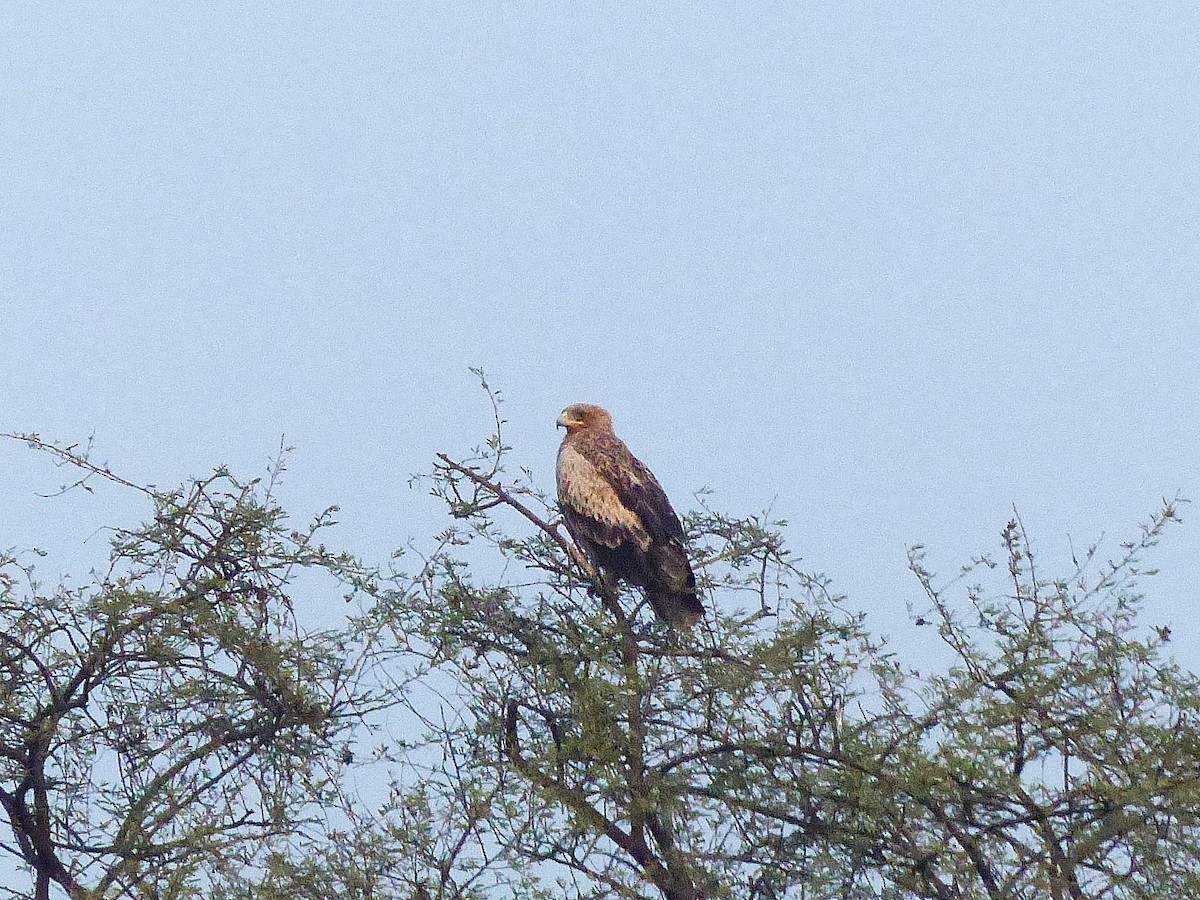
434,453,598,582
2,432,155,498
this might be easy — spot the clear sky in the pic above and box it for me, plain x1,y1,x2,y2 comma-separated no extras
4,2,1199,710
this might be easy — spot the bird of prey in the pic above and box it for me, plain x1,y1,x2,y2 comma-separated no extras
556,403,703,627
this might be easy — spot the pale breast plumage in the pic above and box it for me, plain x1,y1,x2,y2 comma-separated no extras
556,443,649,549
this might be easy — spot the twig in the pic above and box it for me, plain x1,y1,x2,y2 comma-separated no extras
434,454,596,579
1,433,154,497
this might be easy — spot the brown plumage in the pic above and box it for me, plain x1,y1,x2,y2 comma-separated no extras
556,403,703,627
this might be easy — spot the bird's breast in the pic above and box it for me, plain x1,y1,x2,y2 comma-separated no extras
557,442,648,543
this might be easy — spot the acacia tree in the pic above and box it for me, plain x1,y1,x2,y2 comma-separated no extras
0,436,389,900
6,389,1200,900
277,393,1197,900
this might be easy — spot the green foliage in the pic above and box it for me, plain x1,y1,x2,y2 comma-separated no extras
335,398,1200,900
4,398,1199,900
0,436,381,900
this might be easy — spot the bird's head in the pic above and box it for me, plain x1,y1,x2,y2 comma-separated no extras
557,403,613,434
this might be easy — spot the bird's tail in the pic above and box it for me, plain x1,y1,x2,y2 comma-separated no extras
646,588,705,628
645,540,703,627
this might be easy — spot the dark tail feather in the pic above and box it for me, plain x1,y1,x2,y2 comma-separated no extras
645,539,703,627
647,588,705,628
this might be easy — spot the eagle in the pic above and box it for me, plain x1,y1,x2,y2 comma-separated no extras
556,403,703,627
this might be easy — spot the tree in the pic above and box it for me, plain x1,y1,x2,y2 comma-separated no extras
312,388,1200,900
0,436,388,900
5,386,1200,900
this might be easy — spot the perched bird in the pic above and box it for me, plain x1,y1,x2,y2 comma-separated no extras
556,403,703,627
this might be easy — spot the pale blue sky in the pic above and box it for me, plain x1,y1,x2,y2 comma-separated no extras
4,1,1199,708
